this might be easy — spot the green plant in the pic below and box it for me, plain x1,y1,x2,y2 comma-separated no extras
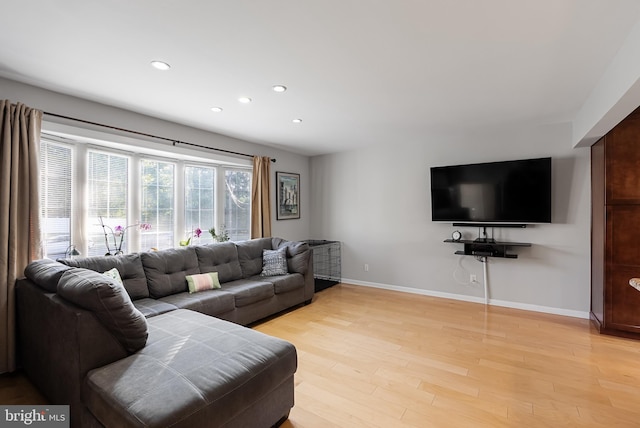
208,225,230,242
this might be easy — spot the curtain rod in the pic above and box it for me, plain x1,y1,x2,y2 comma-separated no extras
43,111,276,162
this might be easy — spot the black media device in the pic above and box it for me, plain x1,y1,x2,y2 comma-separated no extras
430,157,552,224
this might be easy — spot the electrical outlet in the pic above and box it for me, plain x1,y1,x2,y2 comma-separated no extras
364,264,369,272
470,274,477,283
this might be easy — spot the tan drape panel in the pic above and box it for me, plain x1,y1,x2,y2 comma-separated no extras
251,156,272,238
0,100,42,374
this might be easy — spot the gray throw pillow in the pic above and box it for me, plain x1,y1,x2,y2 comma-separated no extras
58,267,148,353
261,248,288,276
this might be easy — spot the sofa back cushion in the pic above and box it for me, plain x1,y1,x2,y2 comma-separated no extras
195,242,242,283
272,238,311,275
24,259,73,293
59,254,149,300
57,267,148,354
140,247,199,298
235,238,274,278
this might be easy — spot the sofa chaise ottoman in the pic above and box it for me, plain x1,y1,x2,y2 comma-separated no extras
84,309,296,428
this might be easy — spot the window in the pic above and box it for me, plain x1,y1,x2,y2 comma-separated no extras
38,128,252,257
224,168,251,241
182,166,252,243
185,165,215,244
141,159,175,251
87,150,129,256
40,140,72,259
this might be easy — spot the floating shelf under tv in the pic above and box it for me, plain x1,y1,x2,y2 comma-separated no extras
452,223,527,228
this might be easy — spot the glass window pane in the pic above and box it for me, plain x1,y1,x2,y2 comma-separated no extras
224,168,251,241
141,159,175,250
184,165,215,244
40,140,72,259
87,151,129,256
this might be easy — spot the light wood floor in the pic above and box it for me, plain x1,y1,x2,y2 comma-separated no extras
3,284,640,427
255,284,640,428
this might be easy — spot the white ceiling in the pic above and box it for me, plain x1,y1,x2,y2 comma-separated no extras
2,0,640,156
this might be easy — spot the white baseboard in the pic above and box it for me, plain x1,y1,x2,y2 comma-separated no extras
341,278,590,320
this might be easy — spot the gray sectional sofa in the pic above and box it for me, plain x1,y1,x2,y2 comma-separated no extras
15,237,314,428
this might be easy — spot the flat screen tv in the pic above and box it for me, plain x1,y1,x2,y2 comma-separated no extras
430,157,552,224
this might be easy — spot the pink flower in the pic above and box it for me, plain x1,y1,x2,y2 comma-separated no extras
194,228,202,238
98,216,153,255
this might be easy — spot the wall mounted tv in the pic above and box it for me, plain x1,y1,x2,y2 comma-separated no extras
430,157,552,224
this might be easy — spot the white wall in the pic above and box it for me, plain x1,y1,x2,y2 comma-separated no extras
574,18,640,147
310,122,591,317
1,77,594,316
0,77,311,242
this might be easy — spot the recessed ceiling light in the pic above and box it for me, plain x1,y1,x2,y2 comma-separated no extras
210,107,223,113
238,97,252,104
292,118,302,124
272,85,287,93
150,60,171,71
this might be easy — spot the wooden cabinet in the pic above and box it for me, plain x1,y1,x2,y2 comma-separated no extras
591,106,640,338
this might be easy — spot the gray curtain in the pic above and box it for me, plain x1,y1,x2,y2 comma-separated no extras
0,100,42,373
251,156,272,238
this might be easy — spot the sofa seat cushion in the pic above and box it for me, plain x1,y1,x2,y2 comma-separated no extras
254,273,305,295
223,279,275,307
83,309,297,428
133,298,178,318
159,290,235,317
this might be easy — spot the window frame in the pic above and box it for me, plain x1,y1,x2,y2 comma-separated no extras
39,138,75,259
184,163,217,245
39,123,252,257
139,157,177,252
86,147,132,256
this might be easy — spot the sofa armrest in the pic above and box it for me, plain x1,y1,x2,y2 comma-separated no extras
272,239,310,275
16,279,128,424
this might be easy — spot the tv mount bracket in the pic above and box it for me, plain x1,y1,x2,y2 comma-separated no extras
452,223,527,243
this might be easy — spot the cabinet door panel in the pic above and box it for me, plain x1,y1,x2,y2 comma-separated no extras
606,266,640,331
606,108,640,203
607,206,640,266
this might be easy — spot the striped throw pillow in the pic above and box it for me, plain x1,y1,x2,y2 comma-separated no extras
186,272,221,294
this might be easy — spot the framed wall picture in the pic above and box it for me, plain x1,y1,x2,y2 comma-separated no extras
276,171,300,220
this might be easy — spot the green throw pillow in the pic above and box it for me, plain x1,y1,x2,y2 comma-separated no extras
103,267,124,287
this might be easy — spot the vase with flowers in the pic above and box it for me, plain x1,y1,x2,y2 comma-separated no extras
99,216,152,256
180,227,202,246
